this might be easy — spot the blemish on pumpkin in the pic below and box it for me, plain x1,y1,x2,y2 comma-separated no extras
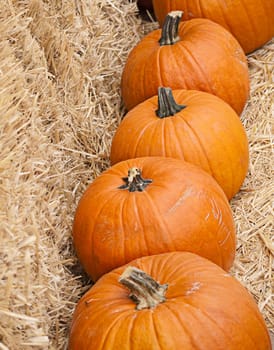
185,281,202,296
223,273,230,277
218,222,233,247
167,187,195,214
209,197,221,221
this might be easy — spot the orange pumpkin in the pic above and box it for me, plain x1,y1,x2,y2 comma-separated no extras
69,251,271,350
73,157,236,281
121,11,249,114
111,87,249,200
152,0,274,54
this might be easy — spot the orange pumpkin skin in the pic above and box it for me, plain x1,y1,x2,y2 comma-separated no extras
68,252,271,350
73,157,236,281
121,16,249,114
152,0,274,54
111,89,249,200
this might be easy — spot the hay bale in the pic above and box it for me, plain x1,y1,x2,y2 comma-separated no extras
0,1,273,348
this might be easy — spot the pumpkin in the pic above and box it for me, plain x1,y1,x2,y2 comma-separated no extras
68,251,271,350
73,156,236,281
111,87,249,200
121,11,249,114
152,0,274,54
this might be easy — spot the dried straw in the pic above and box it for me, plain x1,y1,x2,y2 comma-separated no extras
0,1,273,349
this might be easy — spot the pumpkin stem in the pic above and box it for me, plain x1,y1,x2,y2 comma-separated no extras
156,87,186,118
159,11,183,46
118,167,152,192
119,266,168,310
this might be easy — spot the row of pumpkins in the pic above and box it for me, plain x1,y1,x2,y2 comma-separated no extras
68,3,273,349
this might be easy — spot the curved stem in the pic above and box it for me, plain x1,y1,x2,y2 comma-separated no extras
159,11,183,46
119,266,168,310
156,87,186,118
118,167,152,192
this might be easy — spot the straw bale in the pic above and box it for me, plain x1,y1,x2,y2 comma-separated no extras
0,1,273,349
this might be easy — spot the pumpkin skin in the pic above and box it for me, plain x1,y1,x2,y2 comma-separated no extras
111,88,249,200
152,0,274,54
121,12,249,114
68,251,271,350
73,156,236,281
